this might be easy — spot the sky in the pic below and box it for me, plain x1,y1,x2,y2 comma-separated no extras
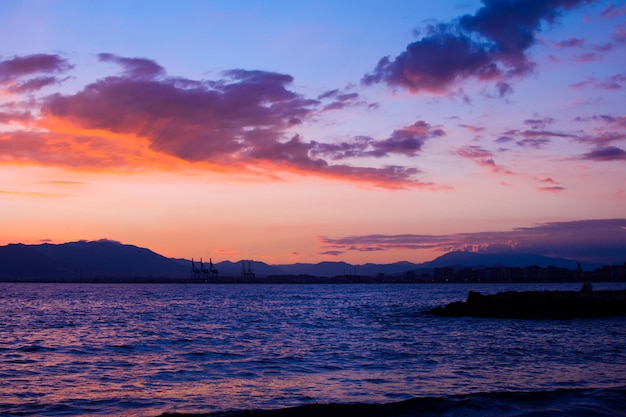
1,0,625,265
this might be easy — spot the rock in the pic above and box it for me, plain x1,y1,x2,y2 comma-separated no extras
428,290,626,319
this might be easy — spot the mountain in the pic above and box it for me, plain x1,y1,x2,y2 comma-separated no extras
274,261,355,277
422,251,602,271
0,240,606,281
0,240,188,279
214,260,282,277
0,243,67,279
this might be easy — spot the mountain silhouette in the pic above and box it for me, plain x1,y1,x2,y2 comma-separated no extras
0,240,605,281
0,240,187,279
420,251,600,270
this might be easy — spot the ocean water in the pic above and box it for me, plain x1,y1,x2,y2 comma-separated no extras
1,282,625,416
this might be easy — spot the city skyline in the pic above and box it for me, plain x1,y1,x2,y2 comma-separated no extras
1,0,625,264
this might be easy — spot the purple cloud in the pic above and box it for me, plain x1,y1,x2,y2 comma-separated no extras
0,110,33,124
374,121,445,156
0,54,72,93
552,37,585,48
499,128,578,149
574,52,602,62
317,88,375,111
575,114,626,127
581,146,626,161
523,117,555,129
311,120,445,160
571,73,626,90
98,53,165,79
602,3,626,18
0,54,435,188
319,250,343,257
537,185,566,193
362,0,593,93
453,145,513,175
614,22,626,43
319,219,626,264
516,138,551,149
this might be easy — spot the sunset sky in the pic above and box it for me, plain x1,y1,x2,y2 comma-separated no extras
1,0,625,265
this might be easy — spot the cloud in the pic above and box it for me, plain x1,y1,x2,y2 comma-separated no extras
537,185,566,193
319,219,626,264
459,124,485,132
452,145,513,174
0,110,33,124
581,146,626,161
0,54,444,188
575,114,626,127
552,37,585,48
569,116,626,147
311,120,445,159
319,250,343,256
0,54,72,93
516,138,552,149
495,81,514,97
499,128,578,149
371,120,445,156
499,117,625,159
574,52,602,62
601,3,626,19
523,117,555,129
0,189,65,198
317,88,368,111
614,22,626,43
362,0,592,93
571,73,626,90
98,53,165,79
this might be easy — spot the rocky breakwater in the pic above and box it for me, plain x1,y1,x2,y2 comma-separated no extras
428,289,626,319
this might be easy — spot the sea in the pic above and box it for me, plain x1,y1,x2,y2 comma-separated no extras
1,282,625,417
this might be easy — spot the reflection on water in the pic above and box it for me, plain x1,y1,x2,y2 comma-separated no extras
1,282,625,416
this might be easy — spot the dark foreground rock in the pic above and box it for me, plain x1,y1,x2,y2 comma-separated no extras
428,290,626,319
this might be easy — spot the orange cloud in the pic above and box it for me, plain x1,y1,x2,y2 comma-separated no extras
1,53,449,189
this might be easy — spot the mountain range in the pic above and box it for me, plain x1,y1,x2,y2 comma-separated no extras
0,239,606,281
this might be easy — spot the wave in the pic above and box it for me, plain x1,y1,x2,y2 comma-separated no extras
157,387,626,417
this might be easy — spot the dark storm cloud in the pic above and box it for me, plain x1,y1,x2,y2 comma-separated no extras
319,219,626,264
0,54,72,93
362,0,593,93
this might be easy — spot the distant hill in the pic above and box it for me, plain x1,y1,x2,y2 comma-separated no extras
0,240,606,281
0,240,188,280
421,251,602,271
